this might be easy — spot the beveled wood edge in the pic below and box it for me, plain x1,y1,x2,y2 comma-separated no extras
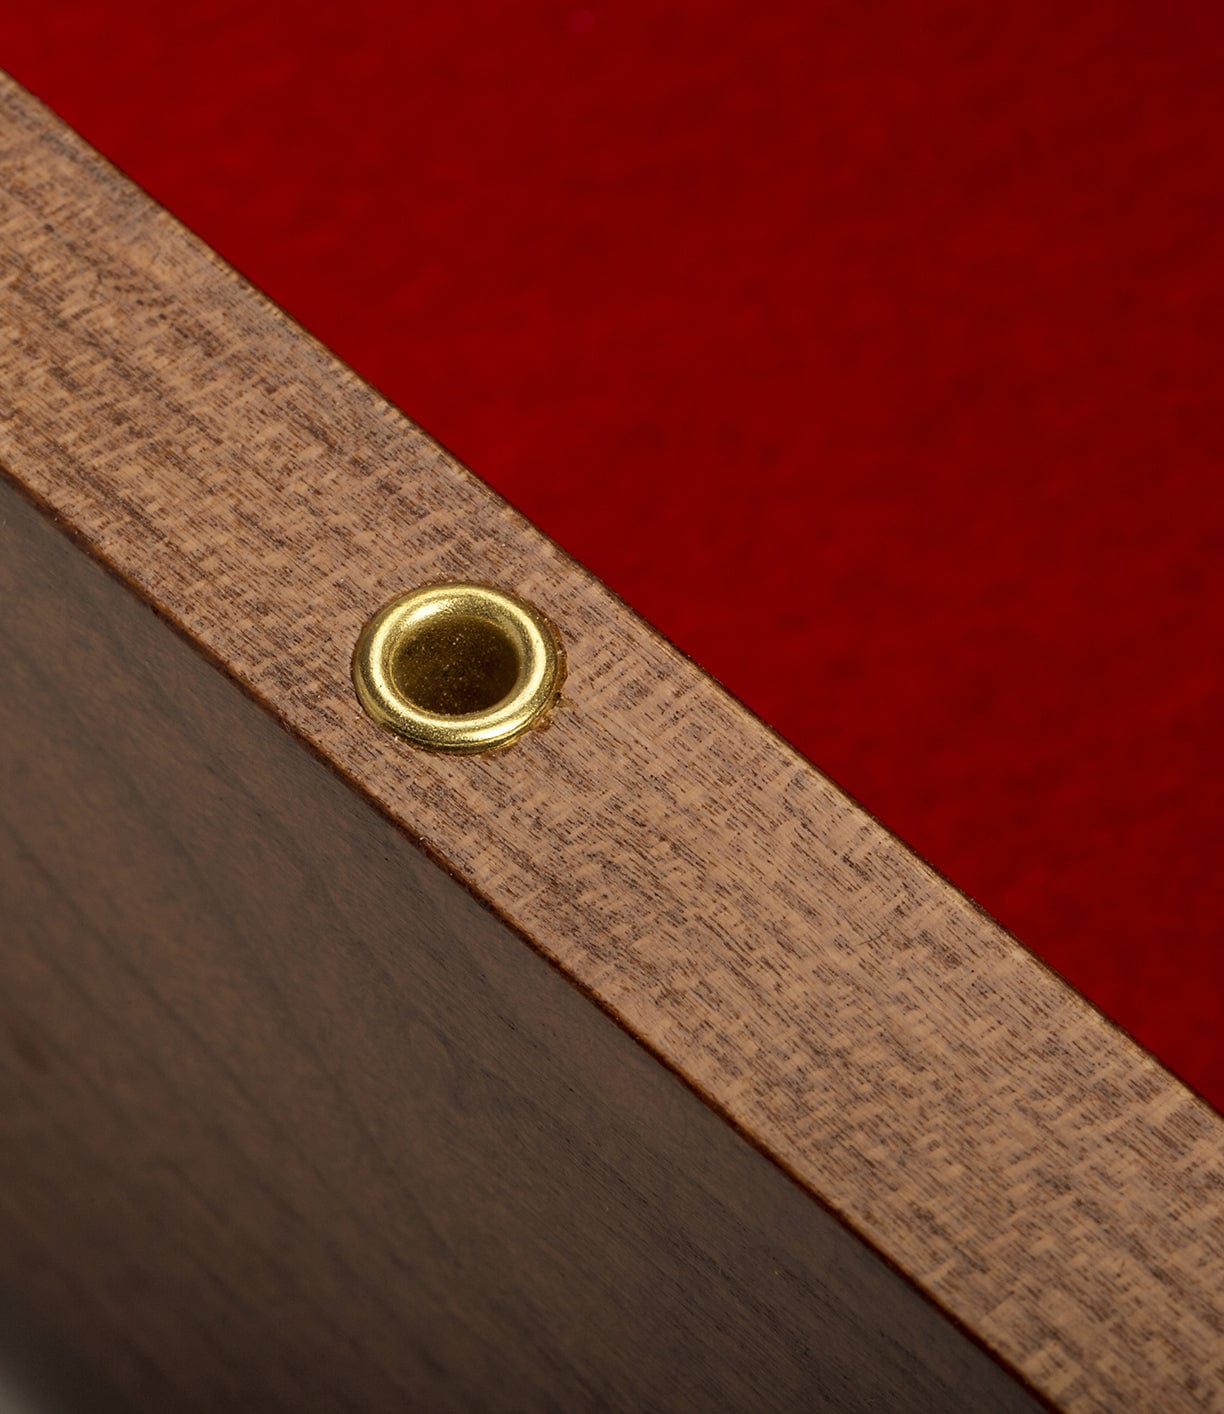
1,72,1220,1411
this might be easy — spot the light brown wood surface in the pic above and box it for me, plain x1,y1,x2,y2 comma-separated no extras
1,71,1222,1410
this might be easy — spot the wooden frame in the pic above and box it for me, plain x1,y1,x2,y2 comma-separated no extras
2,72,1221,1410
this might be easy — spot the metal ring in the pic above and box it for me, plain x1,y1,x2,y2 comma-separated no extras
352,582,565,754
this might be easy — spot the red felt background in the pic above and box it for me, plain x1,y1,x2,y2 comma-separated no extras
4,2,1221,1105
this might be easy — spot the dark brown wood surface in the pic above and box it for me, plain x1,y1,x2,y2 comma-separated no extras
1,70,1222,1410
0,480,1042,1410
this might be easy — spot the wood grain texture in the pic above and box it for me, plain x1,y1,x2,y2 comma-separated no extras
0,476,1041,1412
0,71,1221,1410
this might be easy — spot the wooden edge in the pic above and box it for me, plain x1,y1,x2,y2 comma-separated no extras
2,475,1045,1411
1,72,1221,1411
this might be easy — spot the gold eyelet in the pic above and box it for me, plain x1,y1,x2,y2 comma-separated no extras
352,582,565,754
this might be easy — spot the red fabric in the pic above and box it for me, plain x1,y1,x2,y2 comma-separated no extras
5,3,1222,1105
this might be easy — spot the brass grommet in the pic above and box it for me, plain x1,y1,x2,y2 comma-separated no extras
352,582,565,754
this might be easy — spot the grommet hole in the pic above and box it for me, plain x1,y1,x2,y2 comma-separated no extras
389,613,522,717
353,582,564,752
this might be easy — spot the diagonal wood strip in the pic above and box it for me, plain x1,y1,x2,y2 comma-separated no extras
1,72,1220,1411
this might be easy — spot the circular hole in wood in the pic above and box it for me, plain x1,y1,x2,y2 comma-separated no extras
389,613,522,716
